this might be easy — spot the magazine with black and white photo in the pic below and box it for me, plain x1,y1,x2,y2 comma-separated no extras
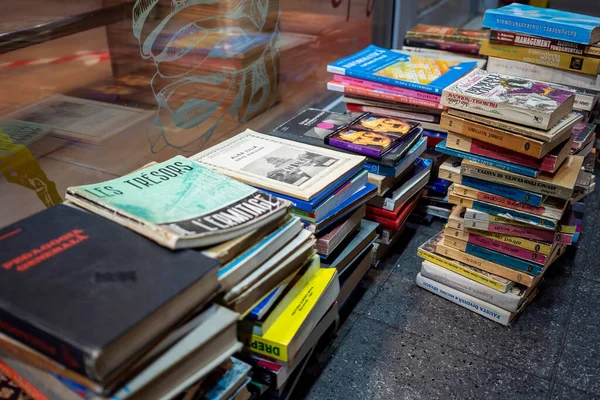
6,95,152,144
191,129,366,201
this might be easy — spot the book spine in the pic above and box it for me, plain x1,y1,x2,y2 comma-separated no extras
461,176,543,207
417,248,509,292
327,137,381,157
448,134,542,170
461,162,573,200
0,308,91,380
486,57,600,91
365,214,400,231
242,334,288,362
404,37,481,55
345,103,438,123
465,227,553,255
366,205,397,220
447,228,546,264
327,82,443,109
440,114,544,158
464,218,558,243
483,10,594,45
454,185,553,217
573,93,597,111
443,236,543,275
488,30,592,56
480,40,600,75
363,163,395,177
333,75,442,102
438,141,540,177
420,262,521,311
416,273,511,325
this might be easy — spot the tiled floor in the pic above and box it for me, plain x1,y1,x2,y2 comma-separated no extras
300,168,600,399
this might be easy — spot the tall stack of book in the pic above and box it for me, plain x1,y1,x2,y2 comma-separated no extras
403,24,488,56
481,3,600,127
415,67,595,326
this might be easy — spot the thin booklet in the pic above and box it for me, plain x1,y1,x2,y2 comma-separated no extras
66,156,289,249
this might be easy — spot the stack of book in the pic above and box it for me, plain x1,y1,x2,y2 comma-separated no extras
403,24,488,56
415,67,596,326
481,3,600,126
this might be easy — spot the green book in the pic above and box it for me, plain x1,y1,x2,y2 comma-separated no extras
66,156,290,249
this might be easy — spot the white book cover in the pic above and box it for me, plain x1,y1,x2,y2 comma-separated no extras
441,68,575,129
420,260,525,312
190,129,365,201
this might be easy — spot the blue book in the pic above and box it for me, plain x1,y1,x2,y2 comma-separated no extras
327,45,477,94
461,176,543,207
483,4,600,45
247,283,289,321
260,168,363,212
436,140,540,178
429,178,451,194
460,241,543,276
467,199,557,230
364,136,427,177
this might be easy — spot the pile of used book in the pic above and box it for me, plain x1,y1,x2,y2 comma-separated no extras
0,127,386,399
415,59,596,324
403,24,488,56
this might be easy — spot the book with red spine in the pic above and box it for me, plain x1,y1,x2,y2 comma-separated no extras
328,81,444,110
365,190,422,230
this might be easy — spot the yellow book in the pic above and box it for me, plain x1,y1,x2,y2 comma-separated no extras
241,268,339,362
480,39,600,76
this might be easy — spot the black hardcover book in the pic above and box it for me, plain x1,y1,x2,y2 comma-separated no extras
0,205,220,383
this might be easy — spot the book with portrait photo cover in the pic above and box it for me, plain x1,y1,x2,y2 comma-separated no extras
325,113,420,158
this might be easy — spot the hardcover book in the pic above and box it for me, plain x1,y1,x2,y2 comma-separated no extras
488,30,600,58
406,24,488,44
190,129,365,201
270,109,358,145
327,45,477,94
66,156,289,249
326,113,420,158
483,3,600,45
479,39,600,76
0,205,220,382
441,69,575,129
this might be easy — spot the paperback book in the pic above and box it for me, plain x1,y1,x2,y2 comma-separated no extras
403,37,481,55
441,69,575,129
488,29,600,57
406,24,488,44
327,45,477,94
363,136,427,177
332,75,442,102
345,103,440,123
66,156,289,249
270,108,359,145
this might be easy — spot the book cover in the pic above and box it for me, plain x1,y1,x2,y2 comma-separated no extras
445,132,572,174
370,159,431,211
0,205,220,382
321,219,378,271
462,214,559,243
436,140,540,178
482,3,600,45
366,190,422,230
479,39,600,75
247,280,292,321
270,109,358,146
460,157,584,200
420,261,526,312
571,122,597,150
204,358,252,400
403,37,481,55
316,206,364,256
406,25,488,44
333,75,442,102
363,136,427,177
489,30,600,58
446,108,581,144
327,81,444,110
327,45,477,94
441,69,575,129
342,95,445,115
66,156,289,249
416,273,525,326
326,113,420,158
466,207,578,234
241,269,339,362
487,56,600,91
417,232,513,292
345,103,439,123
191,129,365,201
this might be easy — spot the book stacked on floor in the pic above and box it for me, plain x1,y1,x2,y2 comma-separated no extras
326,44,478,139
191,129,379,393
415,68,596,326
481,3,600,124
403,24,488,56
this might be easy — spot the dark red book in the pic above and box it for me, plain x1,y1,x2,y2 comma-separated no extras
366,191,422,230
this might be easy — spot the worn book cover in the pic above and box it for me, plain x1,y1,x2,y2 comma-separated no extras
326,114,419,158
327,45,477,94
489,30,600,57
571,122,596,151
270,109,358,145
0,204,220,383
66,156,289,249
191,130,365,201
441,69,575,129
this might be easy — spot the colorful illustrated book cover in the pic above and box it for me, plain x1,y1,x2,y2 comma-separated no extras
271,109,358,143
327,45,477,94
326,114,419,158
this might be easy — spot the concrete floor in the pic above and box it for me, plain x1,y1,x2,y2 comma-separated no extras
299,166,600,399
